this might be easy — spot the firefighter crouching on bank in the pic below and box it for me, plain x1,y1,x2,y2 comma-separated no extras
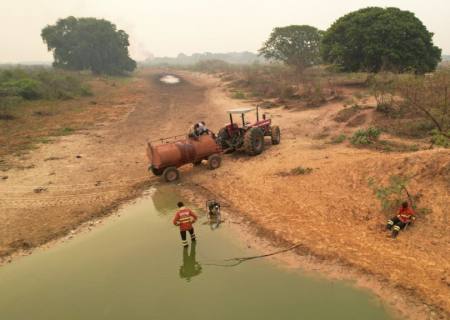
173,202,198,247
386,201,416,238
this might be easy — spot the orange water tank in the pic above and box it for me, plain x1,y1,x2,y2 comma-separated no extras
147,134,222,177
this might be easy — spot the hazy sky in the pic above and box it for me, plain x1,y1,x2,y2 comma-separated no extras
1,0,449,63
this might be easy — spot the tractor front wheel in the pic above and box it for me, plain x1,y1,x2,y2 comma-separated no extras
207,154,222,170
244,127,264,156
271,125,281,145
217,128,230,150
162,167,180,182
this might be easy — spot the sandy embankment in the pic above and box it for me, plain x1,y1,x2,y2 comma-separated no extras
0,69,448,319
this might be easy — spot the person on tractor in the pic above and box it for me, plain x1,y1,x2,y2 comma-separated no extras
173,202,198,247
386,201,416,238
188,121,211,140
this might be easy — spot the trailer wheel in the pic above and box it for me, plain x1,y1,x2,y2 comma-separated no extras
163,167,180,182
244,127,264,156
207,154,222,170
150,166,164,176
271,126,281,145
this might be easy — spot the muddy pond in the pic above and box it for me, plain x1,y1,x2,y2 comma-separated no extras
0,188,395,320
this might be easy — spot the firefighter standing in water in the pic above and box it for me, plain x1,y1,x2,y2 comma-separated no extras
386,201,416,238
173,202,198,247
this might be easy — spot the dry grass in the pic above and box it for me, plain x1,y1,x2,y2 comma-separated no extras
0,76,134,160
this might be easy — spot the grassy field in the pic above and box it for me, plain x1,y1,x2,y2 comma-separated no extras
0,67,134,165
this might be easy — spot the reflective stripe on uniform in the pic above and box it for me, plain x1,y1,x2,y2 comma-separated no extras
387,220,394,225
393,226,401,231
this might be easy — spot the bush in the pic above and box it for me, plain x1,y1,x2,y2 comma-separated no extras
431,129,450,147
231,91,246,99
290,166,313,175
334,105,361,122
368,175,430,216
330,134,346,144
0,67,92,105
1,79,43,100
350,127,381,145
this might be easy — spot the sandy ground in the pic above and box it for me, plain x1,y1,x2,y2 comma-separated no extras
0,69,449,319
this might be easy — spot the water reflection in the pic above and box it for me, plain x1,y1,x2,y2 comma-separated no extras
152,188,177,215
160,75,180,84
179,242,202,282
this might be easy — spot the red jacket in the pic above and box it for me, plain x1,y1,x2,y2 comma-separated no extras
397,207,415,223
173,207,198,231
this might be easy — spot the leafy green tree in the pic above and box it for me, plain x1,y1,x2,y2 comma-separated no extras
321,7,442,73
259,25,322,72
41,17,136,75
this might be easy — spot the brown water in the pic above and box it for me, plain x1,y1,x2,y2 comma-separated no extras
0,188,395,320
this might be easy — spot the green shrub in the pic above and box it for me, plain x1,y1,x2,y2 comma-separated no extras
330,134,346,144
368,175,430,216
0,67,92,105
350,127,381,145
290,166,313,175
431,129,450,147
231,91,246,99
2,79,43,100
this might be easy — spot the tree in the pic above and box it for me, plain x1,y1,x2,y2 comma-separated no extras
321,7,442,73
396,71,450,139
41,17,136,75
259,25,322,72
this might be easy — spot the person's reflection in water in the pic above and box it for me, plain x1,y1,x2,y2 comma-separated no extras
179,241,202,282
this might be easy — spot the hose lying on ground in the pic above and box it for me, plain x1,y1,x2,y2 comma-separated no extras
225,243,303,263
201,243,303,268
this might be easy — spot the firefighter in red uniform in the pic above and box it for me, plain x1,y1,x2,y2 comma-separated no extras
386,201,416,238
173,202,198,247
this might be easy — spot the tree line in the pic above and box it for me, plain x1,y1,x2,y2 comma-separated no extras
41,7,442,75
259,7,442,74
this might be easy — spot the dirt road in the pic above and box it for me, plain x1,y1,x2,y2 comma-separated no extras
0,69,449,319
0,69,231,255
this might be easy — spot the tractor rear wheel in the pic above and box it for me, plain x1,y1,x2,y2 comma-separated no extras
271,125,281,145
244,127,264,156
207,154,222,170
162,167,180,182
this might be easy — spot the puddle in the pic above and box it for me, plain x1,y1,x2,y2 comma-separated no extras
160,74,180,84
0,188,395,320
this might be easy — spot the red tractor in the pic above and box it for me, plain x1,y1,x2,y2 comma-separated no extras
217,107,280,155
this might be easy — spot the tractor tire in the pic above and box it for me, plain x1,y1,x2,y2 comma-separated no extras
207,154,222,170
217,128,230,150
243,127,264,156
162,167,180,182
150,166,164,176
271,125,281,145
